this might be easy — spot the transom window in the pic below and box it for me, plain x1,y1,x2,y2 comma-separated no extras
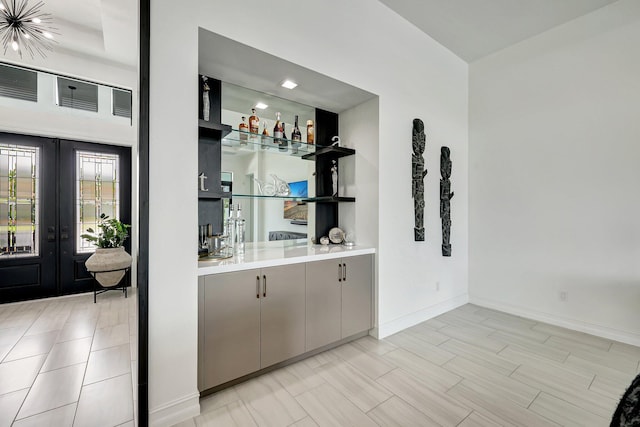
0,63,37,103
112,88,132,119
57,77,98,112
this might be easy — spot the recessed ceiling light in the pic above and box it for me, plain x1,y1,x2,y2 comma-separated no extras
43,31,53,39
255,102,268,109
281,80,298,90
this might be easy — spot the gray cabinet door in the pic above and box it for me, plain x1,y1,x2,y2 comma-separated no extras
198,276,205,389
202,269,261,389
260,263,306,368
305,259,342,351
341,254,373,338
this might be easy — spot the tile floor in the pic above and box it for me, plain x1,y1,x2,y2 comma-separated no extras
178,304,640,427
0,289,137,427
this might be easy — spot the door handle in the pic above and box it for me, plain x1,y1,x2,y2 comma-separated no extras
338,263,342,282
343,263,347,282
256,275,260,299
60,226,69,241
263,275,267,297
47,226,56,242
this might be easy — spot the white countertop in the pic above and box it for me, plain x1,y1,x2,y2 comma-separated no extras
198,241,375,275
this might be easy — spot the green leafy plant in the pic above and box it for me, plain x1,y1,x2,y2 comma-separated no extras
81,213,131,248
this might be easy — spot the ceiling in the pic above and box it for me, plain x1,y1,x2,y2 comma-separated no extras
199,29,376,114
2,0,138,68
10,1,620,72
377,0,620,62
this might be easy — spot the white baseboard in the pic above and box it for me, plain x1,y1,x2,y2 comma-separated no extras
149,392,200,427
470,295,640,347
376,294,469,339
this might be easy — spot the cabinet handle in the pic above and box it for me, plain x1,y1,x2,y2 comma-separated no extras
343,263,347,282
263,275,267,297
338,264,342,282
256,276,260,298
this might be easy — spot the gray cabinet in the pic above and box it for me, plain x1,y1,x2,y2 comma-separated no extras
260,263,306,368
341,254,373,338
305,254,373,352
199,263,305,390
305,259,342,351
200,268,260,390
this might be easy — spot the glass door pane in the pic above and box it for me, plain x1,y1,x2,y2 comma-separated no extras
76,151,120,253
0,144,39,257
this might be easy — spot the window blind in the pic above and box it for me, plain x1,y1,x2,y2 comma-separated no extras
112,88,132,119
57,77,98,112
0,63,37,102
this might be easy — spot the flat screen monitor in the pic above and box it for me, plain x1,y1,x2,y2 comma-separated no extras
284,180,308,223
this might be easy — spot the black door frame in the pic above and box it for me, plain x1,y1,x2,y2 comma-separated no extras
138,0,150,425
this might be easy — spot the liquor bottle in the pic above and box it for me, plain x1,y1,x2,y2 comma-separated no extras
249,108,260,134
306,120,314,144
261,121,270,148
239,116,249,143
291,115,302,154
225,204,235,254
279,121,288,152
235,204,246,255
273,112,284,149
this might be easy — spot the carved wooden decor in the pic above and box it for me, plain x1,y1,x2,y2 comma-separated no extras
440,146,454,256
412,119,427,241
202,76,210,121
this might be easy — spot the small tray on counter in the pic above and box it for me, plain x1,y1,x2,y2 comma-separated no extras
198,248,234,261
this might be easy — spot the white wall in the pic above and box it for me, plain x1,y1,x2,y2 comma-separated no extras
148,1,201,423
149,0,468,424
339,97,380,249
339,97,380,325
469,0,640,345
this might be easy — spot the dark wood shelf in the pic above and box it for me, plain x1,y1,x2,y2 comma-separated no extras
302,196,356,203
198,120,232,139
301,145,355,161
198,190,231,199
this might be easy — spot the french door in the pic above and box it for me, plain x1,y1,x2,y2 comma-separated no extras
0,133,131,303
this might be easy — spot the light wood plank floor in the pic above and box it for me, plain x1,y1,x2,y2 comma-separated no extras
0,289,137,427
179,304,640,427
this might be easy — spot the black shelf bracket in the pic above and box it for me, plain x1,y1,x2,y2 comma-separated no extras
302,196,356,203
301,145,355,161
199,120,232,140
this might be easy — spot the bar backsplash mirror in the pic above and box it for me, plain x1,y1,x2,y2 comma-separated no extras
220,82,316,243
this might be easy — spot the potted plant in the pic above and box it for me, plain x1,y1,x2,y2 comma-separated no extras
81,213,132,288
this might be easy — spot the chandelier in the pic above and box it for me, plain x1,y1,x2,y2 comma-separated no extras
0,0,56,59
